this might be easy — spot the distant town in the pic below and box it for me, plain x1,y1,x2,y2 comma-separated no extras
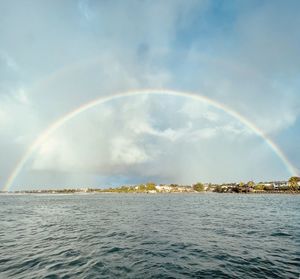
1,176,300,194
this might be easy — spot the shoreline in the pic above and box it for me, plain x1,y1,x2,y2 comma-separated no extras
1,191,299,195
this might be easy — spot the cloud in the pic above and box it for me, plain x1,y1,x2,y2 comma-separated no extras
111,137,149,165
24,95,290,188
0,0,299,189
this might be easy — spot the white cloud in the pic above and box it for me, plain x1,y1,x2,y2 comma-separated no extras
111,137,149,165
0,0,299,189
27,95,290,186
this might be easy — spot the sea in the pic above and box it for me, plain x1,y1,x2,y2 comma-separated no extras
0,193,299,278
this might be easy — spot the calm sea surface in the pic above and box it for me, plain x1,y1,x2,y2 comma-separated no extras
0,193,299,278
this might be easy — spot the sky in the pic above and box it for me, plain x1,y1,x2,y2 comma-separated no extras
0,0,300,190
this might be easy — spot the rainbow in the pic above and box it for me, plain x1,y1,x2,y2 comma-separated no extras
3,89,298,191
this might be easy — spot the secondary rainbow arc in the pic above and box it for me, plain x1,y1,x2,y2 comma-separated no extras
3,89,298,191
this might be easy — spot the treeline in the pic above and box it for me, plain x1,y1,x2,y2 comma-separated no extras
97,183,157,193
6,177,299,194
213,177,300,193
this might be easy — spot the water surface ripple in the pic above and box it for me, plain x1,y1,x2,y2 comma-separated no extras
0,194,299,278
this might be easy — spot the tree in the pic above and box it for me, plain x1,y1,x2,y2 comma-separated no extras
247,181,255,188
193,182,204,192
214,185,224,193
289,176,300,191
264,185,274,191
254,184,264,191
138,184,146,192
206,183,212,192
145,182,156,191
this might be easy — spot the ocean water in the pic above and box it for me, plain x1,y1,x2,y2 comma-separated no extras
0,193,299,278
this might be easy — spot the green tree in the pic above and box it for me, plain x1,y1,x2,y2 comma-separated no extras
145,182,157,191
289,176,300,191
247,181,255,188
254,184,264,191
138,184,146,192
193,182,204,192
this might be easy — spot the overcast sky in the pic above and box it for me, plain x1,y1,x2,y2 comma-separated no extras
1,0,299,190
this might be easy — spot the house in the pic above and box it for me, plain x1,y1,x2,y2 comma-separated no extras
155,185,172,192
272,181,289,189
